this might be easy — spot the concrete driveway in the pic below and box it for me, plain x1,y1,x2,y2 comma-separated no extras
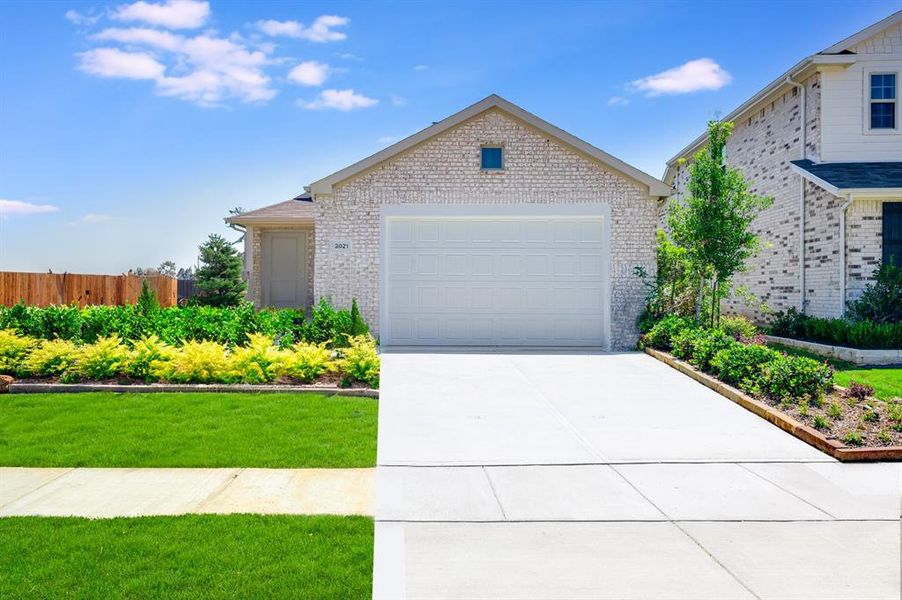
374,351,901,599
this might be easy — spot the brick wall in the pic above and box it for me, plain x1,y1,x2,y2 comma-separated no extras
314,108,659,349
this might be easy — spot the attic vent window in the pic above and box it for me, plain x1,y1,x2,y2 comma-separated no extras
481,146,503,170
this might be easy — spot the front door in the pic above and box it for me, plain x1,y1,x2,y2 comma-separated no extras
262,231,308,308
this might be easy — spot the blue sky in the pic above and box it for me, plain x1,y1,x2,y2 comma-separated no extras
1,0,899,274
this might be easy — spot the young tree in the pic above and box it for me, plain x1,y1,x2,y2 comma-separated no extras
667,121,773,326
195,234,246,307
158,260,177,277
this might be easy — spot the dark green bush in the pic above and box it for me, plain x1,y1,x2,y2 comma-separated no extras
846,261,902,324
709,343,780,392
0,298,366,348
640,315,697,350
769,307,902,349
756,354,834,402
671,328,736,372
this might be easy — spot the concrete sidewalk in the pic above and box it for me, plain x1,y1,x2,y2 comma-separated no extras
375,352,902,599
0,467,374,518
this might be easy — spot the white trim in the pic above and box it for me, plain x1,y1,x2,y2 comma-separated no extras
309,95,671,197
820,10,902,54
790,164,842,196
378,203,613,350
863,69,900,135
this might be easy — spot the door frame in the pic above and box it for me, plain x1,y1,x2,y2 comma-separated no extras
261,229,309,308
379,203,612,349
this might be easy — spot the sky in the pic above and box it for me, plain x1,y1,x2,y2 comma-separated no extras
1,0,899,274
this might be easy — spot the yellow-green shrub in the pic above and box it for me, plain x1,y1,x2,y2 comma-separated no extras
155,340,232,383
72,335,128,380
337,335,379,388
0,329,36,375
25,339,79,376
126,335,176,381
286,341,335,383
229,334,289,383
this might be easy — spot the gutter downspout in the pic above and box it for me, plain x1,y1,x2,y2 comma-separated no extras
839,194,854,317
785,75,806,311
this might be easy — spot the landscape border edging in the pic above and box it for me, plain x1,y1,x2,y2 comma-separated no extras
7,382,378,398
764,334,902,366
644,347,902,462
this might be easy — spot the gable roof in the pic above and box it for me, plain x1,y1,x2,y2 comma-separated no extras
307,94,671,197
226,195,314,226
662,10,902,186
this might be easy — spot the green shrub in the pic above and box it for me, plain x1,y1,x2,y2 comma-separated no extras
25,339,79,377
229,334,288,383
337,335,380,388
757,354,833,402
812,415,829,431
709,343,780,392
286,342,336,383
846,261,902,324
769,307,902,349
640,315,696,350
0,329,36,376
73,335,129,380
718,315,758,340
0,299,366,348
842,430,863,446
155,340,233,383
669,327,735,372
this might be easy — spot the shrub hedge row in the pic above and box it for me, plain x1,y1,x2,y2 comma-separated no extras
641,315,833,401
0,330,380,388
768,308,902,349
0,299,368,348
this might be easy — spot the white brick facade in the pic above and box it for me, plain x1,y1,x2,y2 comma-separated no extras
668,70,890,321
314,108,660,349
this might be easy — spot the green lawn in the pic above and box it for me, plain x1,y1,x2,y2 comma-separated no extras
0,514,373,599
769,343,902,400
0,392,377,468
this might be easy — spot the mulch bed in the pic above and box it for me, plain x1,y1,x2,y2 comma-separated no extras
645,348,902,462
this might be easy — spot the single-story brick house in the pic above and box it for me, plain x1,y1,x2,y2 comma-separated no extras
663,10,902,321
227,95,670,349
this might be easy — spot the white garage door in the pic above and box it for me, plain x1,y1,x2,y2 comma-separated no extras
382,209,608,347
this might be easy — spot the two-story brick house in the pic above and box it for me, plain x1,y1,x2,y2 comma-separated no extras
663,11,902,321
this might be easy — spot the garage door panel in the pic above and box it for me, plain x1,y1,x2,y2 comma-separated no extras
385,215,606,347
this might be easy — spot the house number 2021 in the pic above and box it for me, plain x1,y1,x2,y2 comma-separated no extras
331,240,351,252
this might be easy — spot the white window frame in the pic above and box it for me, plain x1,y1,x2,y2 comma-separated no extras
864,70,899,135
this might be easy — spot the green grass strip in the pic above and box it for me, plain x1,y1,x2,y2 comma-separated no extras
769,343,902,400
0,514,373,599
0,392,377,468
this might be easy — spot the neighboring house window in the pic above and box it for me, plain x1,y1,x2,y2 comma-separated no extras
870,73,896,129
884,202,902,267
481,146,503,170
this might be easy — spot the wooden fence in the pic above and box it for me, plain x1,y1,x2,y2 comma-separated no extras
0,272,177,308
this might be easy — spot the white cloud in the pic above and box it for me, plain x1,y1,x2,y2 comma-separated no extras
79,28,277,105
0,199,60,219
69,213,117,226
111,0,210,30
413,64,428,71
607,96,629,107
255,15,348,42
65,9,99,26
287,61,329,86
389,94,407,107
337,52,362,61
377,135,399,144
631,58,731,96
93,27,184,51
77,48,165,79
300,89,377,111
